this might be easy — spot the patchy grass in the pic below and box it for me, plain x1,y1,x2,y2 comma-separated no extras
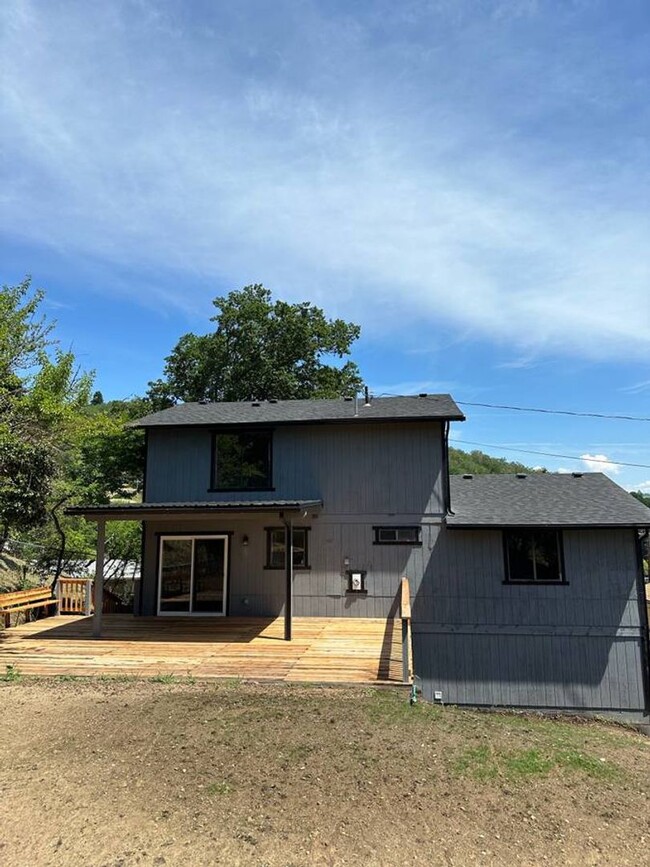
205,780,233,796
150,672,196,685
0,680,647,866
0,664,21,683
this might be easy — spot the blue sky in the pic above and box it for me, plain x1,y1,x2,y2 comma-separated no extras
1,0,649,490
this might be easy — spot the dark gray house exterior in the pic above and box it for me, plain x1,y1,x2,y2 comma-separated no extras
69,395,650,721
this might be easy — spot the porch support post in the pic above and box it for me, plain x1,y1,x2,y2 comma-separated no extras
284,515,293,641
93,518,106,638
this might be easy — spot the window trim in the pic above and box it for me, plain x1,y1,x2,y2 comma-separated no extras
373,526,422,546
156,533,230,616
502,529,567,585
264,526,311,571
209,428,274,492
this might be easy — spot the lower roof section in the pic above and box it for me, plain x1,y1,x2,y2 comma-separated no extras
65,499,323,521
447,472,650,529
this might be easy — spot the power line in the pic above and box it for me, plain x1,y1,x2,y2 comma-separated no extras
452,439,650,470
456,401,650,422
374,392,650,422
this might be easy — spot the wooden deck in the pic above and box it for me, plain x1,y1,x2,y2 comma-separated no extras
0,615,404,684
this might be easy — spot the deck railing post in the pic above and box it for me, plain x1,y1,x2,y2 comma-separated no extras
402,619,410,684
93,519,106,638
84,578,93,616
56,579,62,616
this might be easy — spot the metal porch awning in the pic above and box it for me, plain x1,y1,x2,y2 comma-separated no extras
65,500,323,642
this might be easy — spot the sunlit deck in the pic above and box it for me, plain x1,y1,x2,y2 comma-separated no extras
0,615,404,684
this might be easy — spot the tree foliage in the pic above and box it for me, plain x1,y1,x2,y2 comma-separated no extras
0,279,92,547
449,448,536,476
631,490,650,509
147,284,363,405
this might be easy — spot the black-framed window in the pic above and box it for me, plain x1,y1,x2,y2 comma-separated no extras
212,430,272,490
373,526,421,545
503,530,565,584
265,527,310,570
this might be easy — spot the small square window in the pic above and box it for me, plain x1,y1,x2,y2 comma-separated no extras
504,530,565,584
265,527,310,570
373,526,421,545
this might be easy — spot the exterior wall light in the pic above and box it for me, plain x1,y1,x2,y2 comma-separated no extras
242,534,249,547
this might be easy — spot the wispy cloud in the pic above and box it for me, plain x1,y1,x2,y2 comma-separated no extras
2,1,649,360
580,453,620,475
620,380,650,395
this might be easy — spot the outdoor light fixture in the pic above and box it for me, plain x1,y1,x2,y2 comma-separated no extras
242,534,249,547
343,556,350,567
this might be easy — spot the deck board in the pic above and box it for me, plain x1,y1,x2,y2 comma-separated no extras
0,615,404,684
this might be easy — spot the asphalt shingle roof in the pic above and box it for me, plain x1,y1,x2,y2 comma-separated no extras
131,394,464,428
447,472,650,528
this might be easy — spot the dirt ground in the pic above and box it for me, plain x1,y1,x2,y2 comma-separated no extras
0,678,648,866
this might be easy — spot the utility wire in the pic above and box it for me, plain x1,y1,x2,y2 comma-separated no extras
375,392,650,422
456,401,650,422
452,439,650,470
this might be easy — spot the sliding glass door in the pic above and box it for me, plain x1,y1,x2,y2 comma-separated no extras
158,536,228,615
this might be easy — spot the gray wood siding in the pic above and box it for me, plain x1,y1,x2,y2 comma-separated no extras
145,422,445,516
412,527,647,714
140,515,435,618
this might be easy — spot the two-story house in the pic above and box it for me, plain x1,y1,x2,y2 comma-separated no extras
69,394,650,722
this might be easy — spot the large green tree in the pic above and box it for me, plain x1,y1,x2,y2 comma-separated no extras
147,284,363,405
0,279,92,550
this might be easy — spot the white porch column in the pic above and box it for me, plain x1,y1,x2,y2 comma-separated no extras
93,518,106,638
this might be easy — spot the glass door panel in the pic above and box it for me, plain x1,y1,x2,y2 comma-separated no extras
192,538,226,613
159,539,192,612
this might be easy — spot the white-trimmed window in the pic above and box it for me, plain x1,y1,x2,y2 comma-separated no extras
158,535,228,614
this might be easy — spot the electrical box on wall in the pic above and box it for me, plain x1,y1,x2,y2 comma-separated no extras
346,569,367,594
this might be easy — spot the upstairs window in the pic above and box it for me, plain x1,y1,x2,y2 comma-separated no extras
265,527,310,570
504,530,565,584
212,430,272,491
373,526,421,545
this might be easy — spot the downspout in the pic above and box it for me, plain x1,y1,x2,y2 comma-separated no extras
442,421,454,516
634,528,650,716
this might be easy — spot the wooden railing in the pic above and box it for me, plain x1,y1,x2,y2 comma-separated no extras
400,576,414,684
58,577,93,615
57,577,123,615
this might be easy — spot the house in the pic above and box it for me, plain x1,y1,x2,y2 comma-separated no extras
68,394,650,721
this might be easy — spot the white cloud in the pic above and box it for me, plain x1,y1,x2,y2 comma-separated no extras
580,454,620,474
1,2,650,359
632,480,650,493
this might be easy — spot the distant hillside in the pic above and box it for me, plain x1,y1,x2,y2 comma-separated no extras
449,447,535,476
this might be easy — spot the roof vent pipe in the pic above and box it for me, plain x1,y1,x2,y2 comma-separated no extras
516,473,527,479
572,472,583,478
363,386,371,407
462,474,473,480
